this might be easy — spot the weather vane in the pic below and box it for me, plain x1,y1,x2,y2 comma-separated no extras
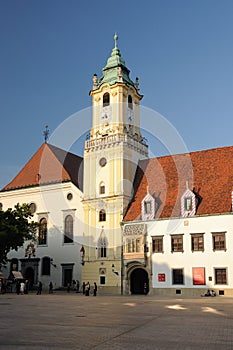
43,125,49,143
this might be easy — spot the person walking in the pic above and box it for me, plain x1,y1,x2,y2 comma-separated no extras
82,282,85,295
49,281,53,294
76,280,80,293
85,282,90,296
20,281,25,295
24,280,29,294
93,282,97,296
37,281,42,295
16,280,20,295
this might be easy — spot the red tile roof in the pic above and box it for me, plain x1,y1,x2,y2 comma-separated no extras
124,146,233,221
2,143,83,191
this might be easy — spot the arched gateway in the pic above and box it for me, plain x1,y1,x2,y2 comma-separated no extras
130,268,149,295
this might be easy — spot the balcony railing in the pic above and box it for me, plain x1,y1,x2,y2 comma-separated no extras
85,133,148,156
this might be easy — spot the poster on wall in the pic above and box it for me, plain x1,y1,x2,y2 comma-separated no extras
158,273,166,282
192,267,205,285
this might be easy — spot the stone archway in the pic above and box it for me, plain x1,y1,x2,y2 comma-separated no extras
20,258,40,287
130,268,149,295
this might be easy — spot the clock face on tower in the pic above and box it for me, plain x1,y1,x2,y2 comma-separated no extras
101,106,112,123
127,108,134,124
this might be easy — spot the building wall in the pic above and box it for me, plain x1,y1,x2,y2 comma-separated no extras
0,182,84,290
147,214,233,296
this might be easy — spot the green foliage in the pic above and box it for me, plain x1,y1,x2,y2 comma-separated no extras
0,203,38,267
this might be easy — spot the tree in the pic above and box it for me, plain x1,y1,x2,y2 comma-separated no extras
0,203,38,268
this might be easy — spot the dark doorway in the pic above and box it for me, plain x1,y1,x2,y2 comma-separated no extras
130,268,149,295
25,267,34,288
63,269,72,287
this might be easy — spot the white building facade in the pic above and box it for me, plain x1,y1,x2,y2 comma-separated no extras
149,213,233,296
0,143,84,291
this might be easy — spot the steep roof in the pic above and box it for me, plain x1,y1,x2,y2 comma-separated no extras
124,146,233,221
2,143,83,192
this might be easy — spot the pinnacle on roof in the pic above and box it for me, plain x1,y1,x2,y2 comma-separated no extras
93,34,138,90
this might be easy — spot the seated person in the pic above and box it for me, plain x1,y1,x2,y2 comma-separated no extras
210,289,216,297
204,289,211,296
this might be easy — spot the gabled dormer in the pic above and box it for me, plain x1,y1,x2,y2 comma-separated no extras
181,188,197,217
141,190,159,221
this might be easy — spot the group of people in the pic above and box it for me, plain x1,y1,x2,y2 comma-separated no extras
4,279,98,295
82,281,97,296
202,289,216,297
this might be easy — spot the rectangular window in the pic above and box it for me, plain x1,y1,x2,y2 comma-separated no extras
172,268,184,285
136,238,141,252
42,257,51,275
191,234,204,252
152,236,163,253
99,247,106,258
100,185,105,194
215,268,227,284
212,232,226,251
185,197,192,211
126,238,132,253
100,276,105,285
144,201,152,214
171,235,183,252
125,238,141,253
99,210,106,222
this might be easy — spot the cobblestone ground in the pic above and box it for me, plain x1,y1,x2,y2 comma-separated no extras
1,292,233,349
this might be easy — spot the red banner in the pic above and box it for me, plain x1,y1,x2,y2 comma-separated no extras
192,267,205,285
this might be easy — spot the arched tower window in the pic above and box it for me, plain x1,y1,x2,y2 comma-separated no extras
128,95,133,109
103,92,110,107
99,209,106,222
38,218,47,245
42,257,51,275
64,215,74,243
99,182,105,195
98,232,107,258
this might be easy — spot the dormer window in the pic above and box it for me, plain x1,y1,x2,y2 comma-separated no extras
103,92,110,107
144,201,152,214
128,95,133,109
141,192,159,220
181,189,196,217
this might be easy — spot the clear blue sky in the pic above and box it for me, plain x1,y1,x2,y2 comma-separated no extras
1,0,233,189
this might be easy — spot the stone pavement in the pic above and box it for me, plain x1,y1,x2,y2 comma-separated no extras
1,292,233,349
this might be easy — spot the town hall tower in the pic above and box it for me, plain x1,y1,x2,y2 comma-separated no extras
82,35,148,293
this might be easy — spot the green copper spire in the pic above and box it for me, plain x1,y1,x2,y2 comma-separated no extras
96,34,136,89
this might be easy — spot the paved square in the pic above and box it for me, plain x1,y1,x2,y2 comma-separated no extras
1,292,233,349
